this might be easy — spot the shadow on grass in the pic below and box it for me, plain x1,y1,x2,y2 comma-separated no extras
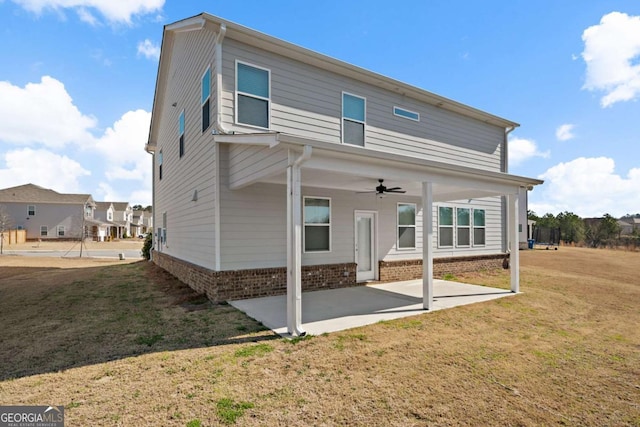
0,261,277,381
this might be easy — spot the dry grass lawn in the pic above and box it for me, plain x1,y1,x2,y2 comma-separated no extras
0,247,638,426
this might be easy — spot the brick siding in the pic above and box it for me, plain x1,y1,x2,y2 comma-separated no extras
378,254,508,282
152,251,357,302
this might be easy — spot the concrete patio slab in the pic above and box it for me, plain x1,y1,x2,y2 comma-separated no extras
229,279,515,337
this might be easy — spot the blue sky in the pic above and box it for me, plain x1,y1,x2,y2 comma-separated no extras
1,0,639,217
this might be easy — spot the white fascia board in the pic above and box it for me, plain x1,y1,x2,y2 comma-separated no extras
213,132,280,147
166,16,206,33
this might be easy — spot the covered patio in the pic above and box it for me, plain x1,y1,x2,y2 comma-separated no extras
215,132,542,336
230,279,515,336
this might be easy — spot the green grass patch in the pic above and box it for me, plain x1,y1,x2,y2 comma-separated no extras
234,343,274,358
135,334,164,346
442,273,457,281
216,398,254,424
287,334,314,344
186,419,202,427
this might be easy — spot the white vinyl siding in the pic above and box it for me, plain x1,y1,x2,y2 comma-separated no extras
397,203,416,249
235,61,270,129
304,197,331,253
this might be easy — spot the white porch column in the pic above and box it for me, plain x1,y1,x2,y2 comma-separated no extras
422,181,434,310
508,188,521,293
286,147,312,337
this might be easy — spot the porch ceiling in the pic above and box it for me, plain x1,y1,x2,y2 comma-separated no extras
215,132,543,201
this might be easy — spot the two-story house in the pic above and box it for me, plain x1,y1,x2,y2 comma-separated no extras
146,13,542,336
0,183,98,240
110,202,133,239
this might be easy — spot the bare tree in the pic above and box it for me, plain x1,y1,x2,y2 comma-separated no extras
0,204,15,255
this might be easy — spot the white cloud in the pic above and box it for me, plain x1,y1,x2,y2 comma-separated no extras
533,157,640,217
137,39,160,61
11,0,165,24
508,136,550,167
581,11,640,107
0,76,97,148
0,148,91,192
76,6,97,25
555,124,575,141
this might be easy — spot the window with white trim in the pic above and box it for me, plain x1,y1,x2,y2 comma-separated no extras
342,92,366,146
304,197,331,252
397,203,416,249
393,106,420,121
473,209,486,246
201,67,211,132
438,206,486,247
158,150,163,180
236,61,270,128
107,211,113,221
28,205,36,216
57,226,65,237
179,110,185,158
438,207,454,247
457,208,471,247
40,226,48,237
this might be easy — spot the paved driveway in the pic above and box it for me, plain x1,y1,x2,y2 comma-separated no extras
230,279,515,336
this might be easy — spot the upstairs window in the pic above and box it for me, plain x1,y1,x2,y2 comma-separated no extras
27,205,36,216
179,110,185,158
201,67,211,132
342,92,366,146
107,211,113,221
236,61,270,129
397,203,416,249
304,197,331,252
158,150,163,180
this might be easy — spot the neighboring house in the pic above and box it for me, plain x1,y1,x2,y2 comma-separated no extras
110,202,133,239
131,210,146,237
620,217,640,235
146,14,543,336
0,183,103,240
94,202,116,241
144,209,153,234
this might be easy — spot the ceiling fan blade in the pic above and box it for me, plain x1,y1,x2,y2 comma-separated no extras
386,189,406,193
356,191,377,194
386,187,402,191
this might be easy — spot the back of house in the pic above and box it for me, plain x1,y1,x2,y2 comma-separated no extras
146,13,542,304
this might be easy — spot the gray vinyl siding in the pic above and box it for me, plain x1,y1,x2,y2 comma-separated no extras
220,38,504,172
2,202,84,240
153,27,218,270
228,144,289,189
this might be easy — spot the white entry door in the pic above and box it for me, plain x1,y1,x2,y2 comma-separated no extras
355,211,376,282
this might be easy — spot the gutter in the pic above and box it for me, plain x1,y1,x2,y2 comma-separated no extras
213,23,229,135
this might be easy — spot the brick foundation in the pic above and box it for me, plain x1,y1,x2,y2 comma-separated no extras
152,251,357,302
378,254,508,282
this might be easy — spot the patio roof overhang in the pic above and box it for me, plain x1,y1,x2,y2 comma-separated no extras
214,132,543,337
214,132,542,202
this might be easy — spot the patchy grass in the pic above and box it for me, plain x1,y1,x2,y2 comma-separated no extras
1,247,639,426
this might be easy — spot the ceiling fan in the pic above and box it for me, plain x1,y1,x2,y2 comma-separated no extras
358,179,406,195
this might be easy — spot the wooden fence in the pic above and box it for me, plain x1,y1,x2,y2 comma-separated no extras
1,229,26,245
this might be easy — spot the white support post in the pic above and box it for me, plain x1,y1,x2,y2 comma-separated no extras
508,190,520,293
422,181,434,310
286,162,305,337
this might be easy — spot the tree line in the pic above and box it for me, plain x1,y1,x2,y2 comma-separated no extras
529,211,640,248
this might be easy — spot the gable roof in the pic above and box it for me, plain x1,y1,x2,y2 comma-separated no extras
110,202,131,211
94,202,114,211
0,183,93,205
149,13,518,149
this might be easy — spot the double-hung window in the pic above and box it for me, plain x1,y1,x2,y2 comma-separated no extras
473,209,486,246
438,206,486,247
236,61,270,129
438,207,454,247
179,111,185,158
397,203,416,249
201,67,211,132
342,92,366,146
457,208,471,247
57,226,65,237
27,205,36,216
304,197,331,252
40,226,48,237
158,150,163,180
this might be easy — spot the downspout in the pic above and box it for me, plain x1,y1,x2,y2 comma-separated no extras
503,125,516,173
213,23,229,135
213,23,227,271
287,145,313,337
